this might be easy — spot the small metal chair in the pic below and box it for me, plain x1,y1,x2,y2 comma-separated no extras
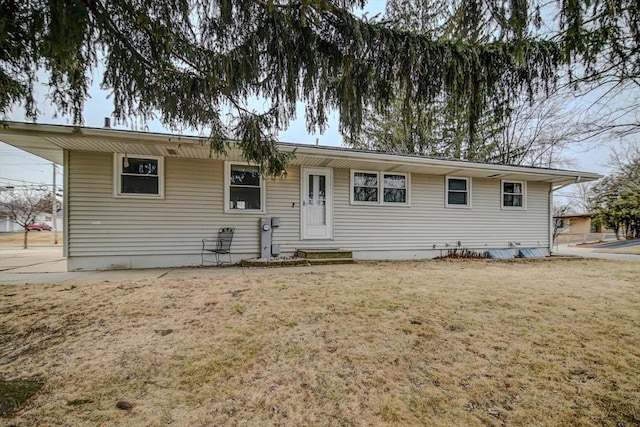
201,227,235,266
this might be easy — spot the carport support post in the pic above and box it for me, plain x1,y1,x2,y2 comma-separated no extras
52,163,57,245
549,186,553,253
550,179,580,253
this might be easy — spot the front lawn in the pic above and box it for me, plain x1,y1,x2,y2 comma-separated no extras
0,231,63,247
1,259,638,425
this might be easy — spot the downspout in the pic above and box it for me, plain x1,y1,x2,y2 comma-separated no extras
549,178,581,254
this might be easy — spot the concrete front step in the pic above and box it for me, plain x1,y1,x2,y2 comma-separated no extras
239,258,311,267
295,249,353,259
306,258,355,265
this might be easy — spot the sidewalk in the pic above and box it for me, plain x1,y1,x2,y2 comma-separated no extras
0,246,66,272
2,245,637,286
0,246,364,285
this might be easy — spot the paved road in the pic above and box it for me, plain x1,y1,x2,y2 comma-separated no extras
588,239,640,249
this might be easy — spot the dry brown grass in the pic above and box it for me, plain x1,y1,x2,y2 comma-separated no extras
1,259,639,426
0,231,63,246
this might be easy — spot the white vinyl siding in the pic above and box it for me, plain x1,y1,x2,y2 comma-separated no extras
67,152,550,266
273,171,548,254
68,152,264,259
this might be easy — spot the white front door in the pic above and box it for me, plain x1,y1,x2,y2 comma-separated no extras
301,167,333,240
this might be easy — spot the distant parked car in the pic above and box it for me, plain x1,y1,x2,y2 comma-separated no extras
27,223,52,231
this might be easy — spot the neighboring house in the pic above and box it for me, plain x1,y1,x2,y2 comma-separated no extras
0,211,22,232
0,208,61,233
554,213,618,243
554,213,601,235
0,122,601,271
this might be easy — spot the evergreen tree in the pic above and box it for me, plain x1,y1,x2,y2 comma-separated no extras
352,0,639,164
1,0,636,174
590,150,640,239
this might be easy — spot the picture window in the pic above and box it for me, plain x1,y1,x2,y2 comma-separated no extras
351,171,409,205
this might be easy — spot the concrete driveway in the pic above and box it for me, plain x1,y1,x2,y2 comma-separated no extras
588,239,640,249
554,239,640,261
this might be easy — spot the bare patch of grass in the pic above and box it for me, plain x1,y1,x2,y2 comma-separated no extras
0,379,41,415
1,259,639,425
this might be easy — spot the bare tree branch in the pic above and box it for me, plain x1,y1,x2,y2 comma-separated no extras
0,187,52,249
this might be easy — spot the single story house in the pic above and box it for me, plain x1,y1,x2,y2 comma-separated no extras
0,211,61,233
553,213,618,245
0,122,601,271
554,213,609,235
0,209,21,233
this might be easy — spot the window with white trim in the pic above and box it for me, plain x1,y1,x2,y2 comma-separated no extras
446,177,470,207
225,162,264,212
383,174,407,203
502,180,525,208
351,170,409,205
114,154,164,198
353,171,379,202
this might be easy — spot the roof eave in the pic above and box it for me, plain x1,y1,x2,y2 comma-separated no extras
0,122,603,184
280,144,602,184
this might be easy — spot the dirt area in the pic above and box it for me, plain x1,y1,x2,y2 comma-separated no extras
1,259,639,426
0,231,63,247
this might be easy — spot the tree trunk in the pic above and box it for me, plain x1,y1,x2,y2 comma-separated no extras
23,229,28,249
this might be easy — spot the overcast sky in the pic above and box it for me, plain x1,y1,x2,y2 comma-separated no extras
0,1,626,196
